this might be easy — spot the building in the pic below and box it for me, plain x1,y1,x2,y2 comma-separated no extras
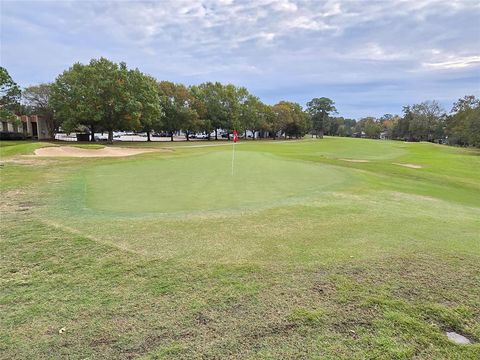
379,131,390,140
0,115,50,140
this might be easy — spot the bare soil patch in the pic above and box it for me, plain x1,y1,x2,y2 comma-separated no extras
393,162,423,169
34,146,163,158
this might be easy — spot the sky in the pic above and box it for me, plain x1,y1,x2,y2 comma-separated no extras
1,0,479,118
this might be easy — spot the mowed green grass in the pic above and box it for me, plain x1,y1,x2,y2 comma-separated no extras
1,137,479,359
84,151,348,213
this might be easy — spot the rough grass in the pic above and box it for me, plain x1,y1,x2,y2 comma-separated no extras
0,141,55,157
1,137,479,359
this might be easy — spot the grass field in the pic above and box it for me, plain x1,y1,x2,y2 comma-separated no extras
1,137,479,359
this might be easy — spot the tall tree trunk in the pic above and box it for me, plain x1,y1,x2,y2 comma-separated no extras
170,131,174,142
227,132,230,141
108,130,113,143
215,128,218,140
285,132,287,139
245,129,247,139
252,130,255,140
90,125,95,142
147,130,151,142
186,131,190,141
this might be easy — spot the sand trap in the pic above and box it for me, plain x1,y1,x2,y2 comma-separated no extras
339,158,370,163
34,146,160,157
393,162,423,169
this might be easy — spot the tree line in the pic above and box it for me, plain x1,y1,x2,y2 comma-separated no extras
1,59,479,147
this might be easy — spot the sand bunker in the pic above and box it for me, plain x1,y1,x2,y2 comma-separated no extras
34,146,159,157
393,162,423,169
339,158,370,163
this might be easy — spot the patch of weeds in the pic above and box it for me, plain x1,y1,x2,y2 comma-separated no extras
287,308,324,325
420,303,477,339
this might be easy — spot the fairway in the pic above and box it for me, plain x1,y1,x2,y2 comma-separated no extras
1,137,480,359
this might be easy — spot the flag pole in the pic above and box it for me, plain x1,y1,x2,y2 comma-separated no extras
231,129,237,176
231,138,235,176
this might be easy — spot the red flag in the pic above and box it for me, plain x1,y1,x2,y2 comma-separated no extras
233,129,238,143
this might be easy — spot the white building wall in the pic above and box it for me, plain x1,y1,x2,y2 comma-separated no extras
26,119,33,136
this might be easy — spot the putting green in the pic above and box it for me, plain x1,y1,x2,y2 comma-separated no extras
82,150,349,214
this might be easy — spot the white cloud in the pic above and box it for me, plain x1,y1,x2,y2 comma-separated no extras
2,0,479,117
270,0,298,12
423,56,480,70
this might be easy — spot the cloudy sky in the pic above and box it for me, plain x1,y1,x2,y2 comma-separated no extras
1,0,479,118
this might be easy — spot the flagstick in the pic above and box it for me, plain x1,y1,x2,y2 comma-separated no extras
231,140,236,176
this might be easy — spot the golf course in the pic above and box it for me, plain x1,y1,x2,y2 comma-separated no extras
1,137,479,359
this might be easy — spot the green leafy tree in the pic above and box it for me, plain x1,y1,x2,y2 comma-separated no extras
51,58,158,142
446,95,480,147
22,83,58,139
159,81,199,141
191,82,228,140
392,108,412,140
51,62,100,140
0,67,21,121
128,71,162,141
362,117,382,139
224,84,247,138
239,95,268,140
306,97,337,138
406,101,445,141
271,101,308,139
271,102,292,139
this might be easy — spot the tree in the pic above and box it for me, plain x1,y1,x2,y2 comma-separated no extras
239,94,259,139
191,82,228,140
360,117,381,139
306,97,337,138
129,71,162,141
284,102,309,138
446,95,480,147
381,115,400,139
240,96,271,140
271,102,291,139
271,101,308,139
22,83,58,139
392,108,411,140
51,62,100,141
159,81,198,141
51,58,158,142
224,84,247,139
451,95,480,113
406,101,445,141
0,67,21,121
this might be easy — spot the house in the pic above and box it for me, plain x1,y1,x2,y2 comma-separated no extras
379,131,389,140
0,115,50,140
353,131,366,138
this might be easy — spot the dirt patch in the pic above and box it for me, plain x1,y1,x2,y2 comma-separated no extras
446,331,473,344
393,162,423,169
34,146,163,158
339,159,369,163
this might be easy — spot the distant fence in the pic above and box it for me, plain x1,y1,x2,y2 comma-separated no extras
55,133,77,142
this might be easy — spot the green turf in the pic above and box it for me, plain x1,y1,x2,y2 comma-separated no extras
0,140,55,157
1,137,479,359
82,151,349,214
